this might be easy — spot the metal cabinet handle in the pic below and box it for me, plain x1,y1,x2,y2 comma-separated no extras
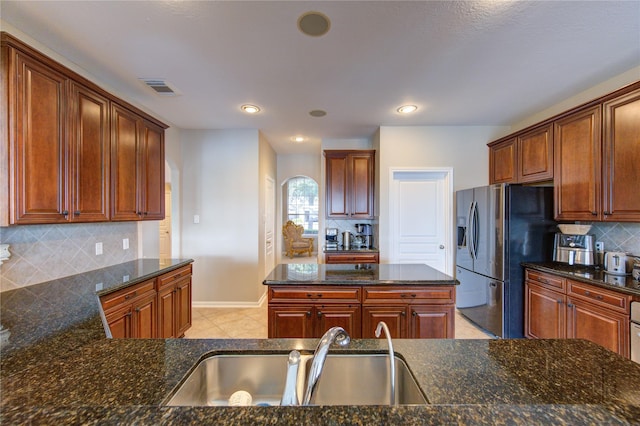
61,210,69,216
74,211,81,216
401,311,406,317
306,311,311,317
412,311,417,317
317,311,322,318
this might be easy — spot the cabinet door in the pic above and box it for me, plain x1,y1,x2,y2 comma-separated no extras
12,50,68,224
132,292,157,338
175,277,192,337
111,104,141,221
157,284,176,338
316,304,361,338
350,152,374,218
554,106,602,220
602,88,640,222
325,252,379,264
139,121,164,220
105,305,132,339
525,282,566,339
362,306,407,338
69,82,110,222
325,154,349,217
409,305,454,339
268,305,314,338
489,138,516,184
517,124,553,183
567,298,629,357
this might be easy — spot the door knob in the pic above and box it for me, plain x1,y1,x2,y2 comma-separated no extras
439,245,445,249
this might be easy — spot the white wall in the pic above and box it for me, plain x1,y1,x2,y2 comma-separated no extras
181,129,262,305
377,126,509,263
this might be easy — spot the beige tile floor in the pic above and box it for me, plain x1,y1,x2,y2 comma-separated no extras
185,255,493,340
185,304,492,340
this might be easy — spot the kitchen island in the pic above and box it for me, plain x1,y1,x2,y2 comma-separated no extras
263,263,458,339
1,261,640,424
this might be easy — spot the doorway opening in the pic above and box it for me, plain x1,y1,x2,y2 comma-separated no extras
159,183,172,259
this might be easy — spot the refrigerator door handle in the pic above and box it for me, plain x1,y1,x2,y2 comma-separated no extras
470,201,479,260
467,201,475,259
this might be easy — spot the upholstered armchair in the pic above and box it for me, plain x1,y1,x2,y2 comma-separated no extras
282,220,314,258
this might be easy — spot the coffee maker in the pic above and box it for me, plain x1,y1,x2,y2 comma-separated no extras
355,223,373,249
325,228,338,250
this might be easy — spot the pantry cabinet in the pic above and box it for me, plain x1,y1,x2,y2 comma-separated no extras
1,32,167,226
524,268,632,358
324,150,375,219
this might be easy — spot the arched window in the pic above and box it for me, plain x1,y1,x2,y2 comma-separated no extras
284,176,318,235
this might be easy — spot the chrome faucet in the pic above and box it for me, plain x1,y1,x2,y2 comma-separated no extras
280,350,301,406
301,326,351,405
375,321,396,406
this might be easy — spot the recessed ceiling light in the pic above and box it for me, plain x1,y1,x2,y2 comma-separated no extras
309,109,327,117
397,105,418,114
298,11,331,37
241,104,261,114
292,136,306,143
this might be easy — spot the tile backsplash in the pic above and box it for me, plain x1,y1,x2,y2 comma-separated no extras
0,223,137,292
588,222,640,256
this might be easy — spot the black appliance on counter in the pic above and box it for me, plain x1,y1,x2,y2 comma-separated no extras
325,228,338,250
456,184,556,338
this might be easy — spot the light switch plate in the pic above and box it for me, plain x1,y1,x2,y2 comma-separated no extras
595,241,604,252
194,215,200,224
123,238,129,250
95,242,103,255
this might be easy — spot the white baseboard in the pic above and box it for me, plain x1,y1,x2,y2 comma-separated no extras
193,290,267,309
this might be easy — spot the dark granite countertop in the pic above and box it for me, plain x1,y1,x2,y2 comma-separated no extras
263,263,458,286
523,262,640,297
2,259,640,424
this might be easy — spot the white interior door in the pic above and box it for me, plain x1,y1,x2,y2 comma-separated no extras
265,176,275,277
159,183,172,259
389,169,452,274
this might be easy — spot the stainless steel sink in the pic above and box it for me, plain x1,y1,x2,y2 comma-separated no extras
307,354,427,405
165,352,427,407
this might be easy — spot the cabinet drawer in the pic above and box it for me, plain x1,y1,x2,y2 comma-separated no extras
157,264,193,289
269,286,361,303
100,279,156,312
325,253,379,264
525,269,566,291
363,286,455,304
568,280,631,314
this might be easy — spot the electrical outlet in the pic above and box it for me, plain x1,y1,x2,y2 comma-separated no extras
95,242,103,256
595,241,604,252
123,238,129,250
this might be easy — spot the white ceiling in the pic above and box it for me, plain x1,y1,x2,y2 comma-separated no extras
2,1,639,155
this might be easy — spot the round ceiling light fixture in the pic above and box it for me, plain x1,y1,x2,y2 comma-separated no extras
397,105,418,114
292,136,306,143
309,109,327,117
241,104,261,114
298,11,331,37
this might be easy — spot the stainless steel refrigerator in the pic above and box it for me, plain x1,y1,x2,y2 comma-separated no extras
455,184,556,338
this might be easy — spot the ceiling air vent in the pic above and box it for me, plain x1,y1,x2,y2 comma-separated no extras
139,78,182,96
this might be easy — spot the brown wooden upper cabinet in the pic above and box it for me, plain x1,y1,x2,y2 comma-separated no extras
488,124,553,184
554,106,602,221
1,32,167,226
111,105,165,221
324,150,375,219
601,88,640,222
555,87,640,222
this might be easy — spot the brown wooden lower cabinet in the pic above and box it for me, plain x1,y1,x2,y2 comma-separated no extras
268,285,455,339
524,268,632,358
100,263,192,339
101,279,157,338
